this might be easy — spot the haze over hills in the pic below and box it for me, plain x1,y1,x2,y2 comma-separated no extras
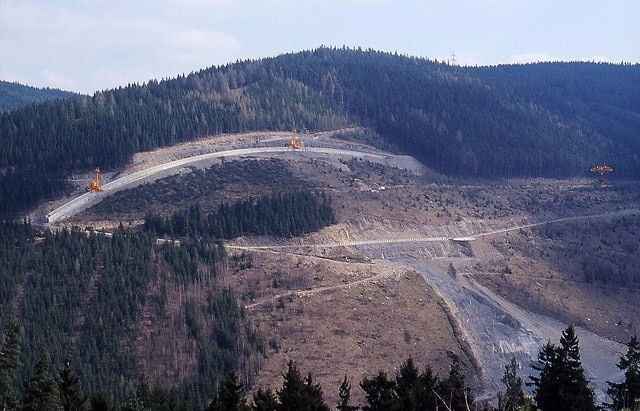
1,48,640,410
0,80,77,112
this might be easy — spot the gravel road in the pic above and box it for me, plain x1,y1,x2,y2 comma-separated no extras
43,137,632,403
46,146,387,224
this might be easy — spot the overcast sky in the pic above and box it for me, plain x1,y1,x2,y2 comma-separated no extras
1,0,638,94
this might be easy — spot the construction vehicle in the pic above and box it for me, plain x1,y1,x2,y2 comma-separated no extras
590,165,613,186
87,167,104,192
590,165,613,175
286,130,301,149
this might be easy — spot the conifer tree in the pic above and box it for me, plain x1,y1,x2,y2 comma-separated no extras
359,357,445,411
252,387,278,411
360,370,397,411
302,375,329,411
22,348,61,411
417,365,440,410
498,357,525,411
336,375,358,411
529,341,560,410
607,334,640,410
558,325,596,411
208,371,250,411
395,357,438,410
436,361,474,411
395,357,420,406
276,360,330,411
57,361,87,411
277,360,306,410
0,317,22,411
530,326,596,411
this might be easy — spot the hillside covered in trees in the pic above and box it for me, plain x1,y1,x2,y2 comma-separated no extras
1,47,639,215
0,186,339,409
0,80,77,113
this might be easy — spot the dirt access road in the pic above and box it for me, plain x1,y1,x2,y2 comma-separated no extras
45,129,412,224
42,130,633,402
231,208,636,401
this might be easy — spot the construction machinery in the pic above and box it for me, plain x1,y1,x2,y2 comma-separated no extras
286,130,301,149
590,165,613,186
87,167,104,192
590,165,613,175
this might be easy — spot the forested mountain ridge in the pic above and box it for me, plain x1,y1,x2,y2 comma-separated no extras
1,47,639,215
0,191,339,408
0,80,77,112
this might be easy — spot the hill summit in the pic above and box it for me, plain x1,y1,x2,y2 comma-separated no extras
1,47,639,215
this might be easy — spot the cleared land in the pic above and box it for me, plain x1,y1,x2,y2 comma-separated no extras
43,129,640,405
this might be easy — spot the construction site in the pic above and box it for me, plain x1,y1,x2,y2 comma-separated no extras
37,129,640,405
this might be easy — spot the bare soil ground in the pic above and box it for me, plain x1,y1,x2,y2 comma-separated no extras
58,129,640,406
224,249,478,405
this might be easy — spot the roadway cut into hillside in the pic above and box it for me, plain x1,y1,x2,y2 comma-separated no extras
42,129,424,225
41,129,639,404
46,147,384,224
229,208,636,401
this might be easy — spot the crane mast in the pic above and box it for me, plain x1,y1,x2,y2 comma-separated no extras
87,167,104,192
287,130,301,149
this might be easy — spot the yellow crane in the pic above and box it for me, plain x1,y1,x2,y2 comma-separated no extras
286,130,301,149
87,167,104,192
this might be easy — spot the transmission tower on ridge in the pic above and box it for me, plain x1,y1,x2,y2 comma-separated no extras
449,51,457,66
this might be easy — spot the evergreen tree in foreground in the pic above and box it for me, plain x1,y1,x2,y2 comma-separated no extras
208,371,250,411
0,317,22,411
57,361,87,411
437,360,475,411
529,341,561,409
529,325,596,411
276,360,330,411
395,357,439,410
359,370,397,411
252,387,278,411
607,334,640,410
497,357,525,411
22,348,61,410
558,325,596,411
336,375,358,411
359,356,461,411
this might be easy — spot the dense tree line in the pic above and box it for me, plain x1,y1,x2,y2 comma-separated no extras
5,325,637,410
252,48,640,179
0,80,77,113
1,216,638,410
2,47,639,215
0,64,349,215
0,219,33,320
0,221,263,409
144,190,336,239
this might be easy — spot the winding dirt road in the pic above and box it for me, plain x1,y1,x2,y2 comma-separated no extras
45,146,386,224
43,139,637,401
229,208,638,401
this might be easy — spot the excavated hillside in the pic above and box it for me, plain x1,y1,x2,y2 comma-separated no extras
54,129,640,405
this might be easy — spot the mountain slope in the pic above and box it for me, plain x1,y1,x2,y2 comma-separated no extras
1,48,639,215
0,80,77,112
267,49,640,178
3,127,640,408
